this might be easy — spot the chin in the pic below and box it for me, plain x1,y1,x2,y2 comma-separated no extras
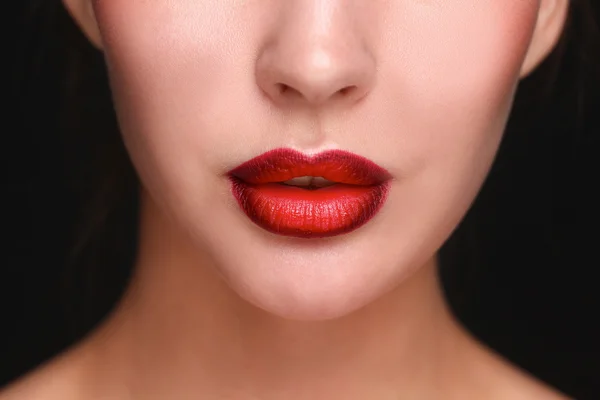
233,275,389,321
203,223,419,322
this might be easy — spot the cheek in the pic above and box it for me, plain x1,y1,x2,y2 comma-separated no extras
92,0,236,118
356,1,542,248
91,0,256,190
375,1,540,169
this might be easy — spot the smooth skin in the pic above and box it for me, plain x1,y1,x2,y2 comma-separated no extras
3,0,570,399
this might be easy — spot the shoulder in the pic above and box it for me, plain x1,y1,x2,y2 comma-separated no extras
0,346,92,400
465,339,572,400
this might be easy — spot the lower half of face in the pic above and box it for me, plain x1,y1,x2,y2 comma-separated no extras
93,0,541,320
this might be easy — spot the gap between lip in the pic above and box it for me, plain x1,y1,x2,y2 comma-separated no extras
281,176,337,189
231,177,386,192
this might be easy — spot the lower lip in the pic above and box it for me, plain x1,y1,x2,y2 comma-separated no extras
229,178,391,238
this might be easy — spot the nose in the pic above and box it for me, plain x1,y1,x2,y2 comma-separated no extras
255,1,376,109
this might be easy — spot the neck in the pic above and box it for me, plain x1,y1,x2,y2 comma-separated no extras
84,194,473,399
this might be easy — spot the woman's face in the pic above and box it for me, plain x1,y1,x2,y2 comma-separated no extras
72,0,565,319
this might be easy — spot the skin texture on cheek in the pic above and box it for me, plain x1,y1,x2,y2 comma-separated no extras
92,0,270,176
376,1,539,153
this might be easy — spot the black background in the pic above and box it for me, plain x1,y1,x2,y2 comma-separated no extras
3,2,600,399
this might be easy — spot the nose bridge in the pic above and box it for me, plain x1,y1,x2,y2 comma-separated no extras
255,0,375,108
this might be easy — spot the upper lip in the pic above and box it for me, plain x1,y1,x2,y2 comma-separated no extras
228,148,392,186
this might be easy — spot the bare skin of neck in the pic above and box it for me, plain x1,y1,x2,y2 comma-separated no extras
1,193,569,400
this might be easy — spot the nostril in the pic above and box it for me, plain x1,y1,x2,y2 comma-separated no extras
276,83,288,94
274,83,360,103
338,86,357,96
276,83,302,98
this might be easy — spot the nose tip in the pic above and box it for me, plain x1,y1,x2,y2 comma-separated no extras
255,39,375,108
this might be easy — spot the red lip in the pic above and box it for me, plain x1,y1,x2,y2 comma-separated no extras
228,148,392,238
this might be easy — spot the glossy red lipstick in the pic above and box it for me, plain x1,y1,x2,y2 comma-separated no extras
228,149,392,238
